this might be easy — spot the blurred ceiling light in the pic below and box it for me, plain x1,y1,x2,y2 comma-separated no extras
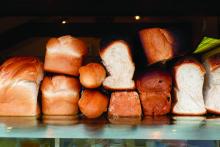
62,20,67,24
134,15,141,20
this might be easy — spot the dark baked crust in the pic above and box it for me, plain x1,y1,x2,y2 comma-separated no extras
136,69,172,92
136,69,172,116
108,91,142,117
139,28,174,64
206,108,220,115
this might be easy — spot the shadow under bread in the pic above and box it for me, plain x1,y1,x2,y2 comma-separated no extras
42,115,79,126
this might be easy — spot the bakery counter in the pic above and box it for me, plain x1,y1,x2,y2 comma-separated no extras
0,115,220,140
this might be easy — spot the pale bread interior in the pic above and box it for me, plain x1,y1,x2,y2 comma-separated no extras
101,42,135,89
204,61,220,112
173,63,206,114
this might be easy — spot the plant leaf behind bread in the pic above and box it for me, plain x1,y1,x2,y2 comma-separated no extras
194,37,220,54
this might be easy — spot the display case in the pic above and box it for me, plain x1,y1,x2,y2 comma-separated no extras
0,1,220,146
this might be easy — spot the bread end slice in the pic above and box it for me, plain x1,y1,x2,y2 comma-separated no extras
172,59,206,115
100,40,135,90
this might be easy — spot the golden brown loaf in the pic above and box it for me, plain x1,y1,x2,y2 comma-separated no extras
44,35,88,76
79,63,106,88
136,69,172,116
78,90,108,118
108,91,142,117
0,56,43,116
139,28,175,64
41,75,81,115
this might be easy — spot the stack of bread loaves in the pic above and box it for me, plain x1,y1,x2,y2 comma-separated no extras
41,35,87,116
137,28,176,116
0,28,216,118
42,35,109,118
139,27,207,116
78,63,108,118
100,40,142,118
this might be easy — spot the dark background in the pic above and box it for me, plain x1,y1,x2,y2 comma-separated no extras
0,0,220,16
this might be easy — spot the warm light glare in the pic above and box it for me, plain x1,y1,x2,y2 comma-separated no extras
134,15,141,20
151,131,161,139
62,20,67,24
172,129,176,132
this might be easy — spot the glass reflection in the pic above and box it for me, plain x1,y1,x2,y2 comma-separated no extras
108,117,142,125
42,115,79,125
0,116,39,128
141,116,171,125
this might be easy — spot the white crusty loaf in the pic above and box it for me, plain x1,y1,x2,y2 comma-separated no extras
44,35,88,76
173,58,206,115
203,53,220,114
0,57,43,116
41,75,81,115
100,40,135,90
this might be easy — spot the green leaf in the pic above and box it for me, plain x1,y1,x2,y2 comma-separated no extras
194,37,220,54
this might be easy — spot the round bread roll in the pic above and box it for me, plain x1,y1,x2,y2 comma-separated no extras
78,90,108,118
79,63,106,88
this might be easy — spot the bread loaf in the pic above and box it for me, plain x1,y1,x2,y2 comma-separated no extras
78,90,108,118
108,91,142,117
44,35,88,76
139,28,175,64
100,40,135,90
79,63,106,88
41,75,81,115
173,58,206,115
136,69,172,116
203,53,220,114
0,57,43,116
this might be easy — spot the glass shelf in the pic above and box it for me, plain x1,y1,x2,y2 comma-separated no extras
0,115,220,140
